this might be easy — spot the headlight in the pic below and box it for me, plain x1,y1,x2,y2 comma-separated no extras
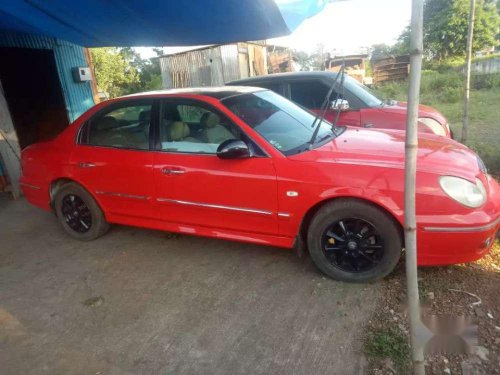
419,117,446,136
439,176,486,208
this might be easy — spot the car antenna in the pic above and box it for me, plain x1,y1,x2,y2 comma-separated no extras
308,61,346,149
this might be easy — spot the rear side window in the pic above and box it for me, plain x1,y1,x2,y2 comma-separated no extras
81,102,153,150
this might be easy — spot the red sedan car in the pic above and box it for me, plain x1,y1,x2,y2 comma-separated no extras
20,87,499,282
229,72,452,137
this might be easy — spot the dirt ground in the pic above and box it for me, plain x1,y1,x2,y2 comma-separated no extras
364,241,500,374
0,195,379,375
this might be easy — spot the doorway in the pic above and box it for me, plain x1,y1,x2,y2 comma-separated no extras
0,48,69,149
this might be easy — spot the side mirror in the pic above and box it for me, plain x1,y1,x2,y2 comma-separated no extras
330,99,350,111
216,139,252,159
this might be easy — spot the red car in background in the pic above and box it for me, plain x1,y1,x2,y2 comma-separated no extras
229,71,452,137
20,87,498,282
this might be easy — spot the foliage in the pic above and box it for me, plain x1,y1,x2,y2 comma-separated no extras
89,47,139,98
423,0,499,61
90,47,163,98
379,0,500,63
293,44,327,71
364,327,411,373
119,47,163,92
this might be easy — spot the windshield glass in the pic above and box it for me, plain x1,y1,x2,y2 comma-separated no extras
342,75,383,107
222,90,336,155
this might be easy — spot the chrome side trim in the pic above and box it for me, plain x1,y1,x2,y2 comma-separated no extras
96,191,149,200
20,182,41,190
156,198,273,216
278,212,291,217
423,218,499,233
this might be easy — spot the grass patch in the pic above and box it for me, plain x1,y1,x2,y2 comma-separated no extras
364,327,411,373
373,72,500,177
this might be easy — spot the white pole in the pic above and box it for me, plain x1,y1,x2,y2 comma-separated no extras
405,0,425,374
461,0,476,143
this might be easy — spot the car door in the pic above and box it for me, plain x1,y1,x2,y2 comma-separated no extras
288,79,361,126
152,98,279,235
71,99,157,220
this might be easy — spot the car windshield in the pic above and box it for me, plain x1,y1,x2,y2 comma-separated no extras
342,75,383,107
222,90,338,156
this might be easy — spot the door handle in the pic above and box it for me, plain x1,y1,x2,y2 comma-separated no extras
364,123,374,128
161,167,185,175
78,162,96,168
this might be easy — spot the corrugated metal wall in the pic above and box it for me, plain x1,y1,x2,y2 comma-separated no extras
0,31,95,121
160,44,241,88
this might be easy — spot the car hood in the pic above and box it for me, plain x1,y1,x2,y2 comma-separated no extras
382,101,447,125
290,127,480,181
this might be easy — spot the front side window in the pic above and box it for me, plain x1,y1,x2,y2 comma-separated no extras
159,101,240,154
257,82,283,95
290,81,333,108
84,102,153,150
222,90,338,155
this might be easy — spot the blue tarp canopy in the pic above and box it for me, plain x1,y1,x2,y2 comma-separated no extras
0,0,325,47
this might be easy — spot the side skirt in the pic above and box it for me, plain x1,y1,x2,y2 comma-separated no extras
105,213,295,249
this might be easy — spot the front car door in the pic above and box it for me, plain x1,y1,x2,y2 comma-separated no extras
71,99,157,221
287,79,362,126
152,97,279,236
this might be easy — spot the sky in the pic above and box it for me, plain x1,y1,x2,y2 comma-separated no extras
135,0,411,58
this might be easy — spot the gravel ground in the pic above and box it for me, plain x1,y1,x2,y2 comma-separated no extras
364,240,500,374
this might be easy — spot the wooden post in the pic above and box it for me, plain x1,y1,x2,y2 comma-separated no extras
461,0,476,143
0,80,22,199
405,0,425,374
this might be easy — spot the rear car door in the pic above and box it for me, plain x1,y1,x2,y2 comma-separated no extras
152,98,279,235
71,99,157,220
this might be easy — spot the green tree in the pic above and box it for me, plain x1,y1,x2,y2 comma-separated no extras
90,47,139,98
294,50,313,71
422,0,499,60
119,47,163,92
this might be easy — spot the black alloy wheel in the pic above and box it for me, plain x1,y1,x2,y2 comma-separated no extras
61,194,92,233
321,218,384,273
307,199,402,282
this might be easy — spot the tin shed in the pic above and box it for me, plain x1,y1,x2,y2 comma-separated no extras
159,43,268,89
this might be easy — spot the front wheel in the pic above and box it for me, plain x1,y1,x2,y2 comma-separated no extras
54,182,110,241
307,199,402,283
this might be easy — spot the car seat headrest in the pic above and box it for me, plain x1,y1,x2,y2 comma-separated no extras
95,116,118,130
200,112,220,128
168,121,190,141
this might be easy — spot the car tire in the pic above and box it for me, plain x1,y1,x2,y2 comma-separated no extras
307,199,402,283
54,182,110,241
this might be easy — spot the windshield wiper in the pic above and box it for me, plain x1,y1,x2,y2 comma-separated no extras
308,62,346,148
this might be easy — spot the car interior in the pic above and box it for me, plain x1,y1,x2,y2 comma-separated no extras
88,107,151,150
160,104,237,153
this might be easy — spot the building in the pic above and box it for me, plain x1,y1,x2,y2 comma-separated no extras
267,44,296,73
0,31,97,198
325,54,369,84
159,42,268,89
371,55,410,84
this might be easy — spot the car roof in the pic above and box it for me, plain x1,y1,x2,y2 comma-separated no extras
120,86,265,100
227,71,340,85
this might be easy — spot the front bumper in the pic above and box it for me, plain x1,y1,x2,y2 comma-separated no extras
417,174,499,265
417,217,499,265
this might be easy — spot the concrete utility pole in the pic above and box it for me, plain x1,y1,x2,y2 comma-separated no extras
462,0,476,143
405,0,425,374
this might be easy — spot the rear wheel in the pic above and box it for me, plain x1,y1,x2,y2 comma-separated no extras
307,199,402,282
54,182,110,241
